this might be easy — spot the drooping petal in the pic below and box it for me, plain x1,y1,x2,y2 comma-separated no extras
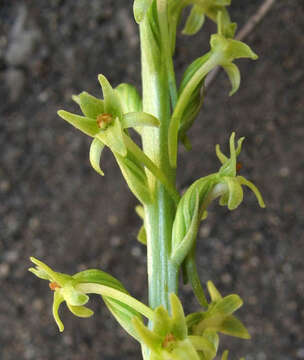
72,91,104,119
222,63,240,96
121,112,160,129
96,118,127,156
53,291,65,332
237,176,266,208
182,5,205,36
225,38,258,61
89,137,105,176
57,110,99,137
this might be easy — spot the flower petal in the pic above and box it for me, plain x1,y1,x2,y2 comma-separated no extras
53,291,65,332
89,137,105,176
57,110,99,137
222,63,240,96
182,5,205,36
98,74,122,119
72,91,104,119
237,176,266,208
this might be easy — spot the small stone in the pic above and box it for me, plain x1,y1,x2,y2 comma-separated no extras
110,235,122,247
0,263,10,278
279,167,290,177
5,69,26,102
107,214,118,226
0,180,10,193
131,246,141,257
28,217,40,231
200,224,211,238
297,348,304,359
221,273,232,284
5,250,19,263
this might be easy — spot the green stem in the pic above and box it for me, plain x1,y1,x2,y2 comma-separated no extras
139,5,178,312
123,134,180,204
76,283,154,320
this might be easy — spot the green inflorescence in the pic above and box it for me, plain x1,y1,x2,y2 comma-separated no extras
30,1,265,359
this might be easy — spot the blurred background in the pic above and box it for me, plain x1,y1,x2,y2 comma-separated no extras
0,0,303,359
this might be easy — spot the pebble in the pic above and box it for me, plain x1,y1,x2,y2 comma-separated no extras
297,348,304,359
5,68,26,102
0,263,10,278
5,5,41,67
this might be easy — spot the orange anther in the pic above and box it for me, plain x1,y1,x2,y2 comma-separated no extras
162,333,176,348
97,113,113,128
49,282,61,291
236,162,242,173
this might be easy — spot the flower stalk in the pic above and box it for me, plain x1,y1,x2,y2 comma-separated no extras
29,1,266,359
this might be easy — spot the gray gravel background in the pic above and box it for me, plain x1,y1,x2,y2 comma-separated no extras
0,1,303,359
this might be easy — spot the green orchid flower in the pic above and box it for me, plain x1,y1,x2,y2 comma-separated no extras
29,257,151,335
187,281,251,340
133,293,218,360
58,75,159,176
29,257,93,332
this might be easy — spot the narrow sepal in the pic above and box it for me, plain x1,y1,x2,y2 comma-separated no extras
133,317,162,349
220,315,251,339
209,295,243,317
137,225,147,245
72,91,104,119
207,281,222,302
57,110,99,137
182,5,205,36
98,74,122,119
89,138,105,176
170,293,187,340
188,335,216,359
153,306,171,338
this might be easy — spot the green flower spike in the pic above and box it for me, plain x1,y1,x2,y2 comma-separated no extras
58,74,159,176
133,293,218,360
187,281,251,340
29,257,93,332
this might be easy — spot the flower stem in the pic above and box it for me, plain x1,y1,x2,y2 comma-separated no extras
139,5,178,312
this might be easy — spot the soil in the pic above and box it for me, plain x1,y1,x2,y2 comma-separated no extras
0,1,303,359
